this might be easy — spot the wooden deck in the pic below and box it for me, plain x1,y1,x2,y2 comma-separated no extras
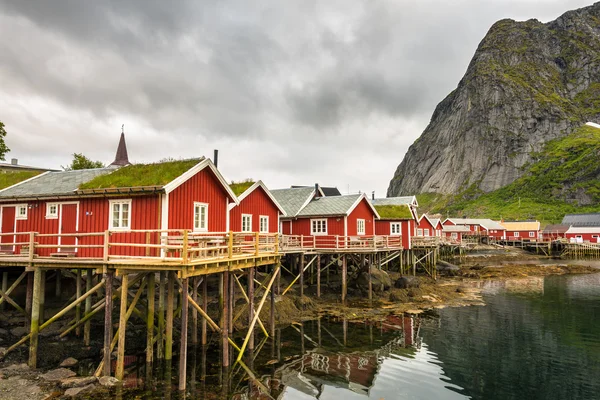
279,234,403,253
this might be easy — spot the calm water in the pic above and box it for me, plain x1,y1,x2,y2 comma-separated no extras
107,273,600,399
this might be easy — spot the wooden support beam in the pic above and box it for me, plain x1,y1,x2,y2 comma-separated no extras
201,277,208,346
146,272,155,365
179,277,189,391
165,271,175,361
28,268,42,368
0,287,28,318
25,271,33,314
191,277,198,346
316,255,321,299
222,271,229,368
342,255,347,303
0,271,27,307
299,254,304,298
84,269,92,345
115,273,129,381
270,265,276,338
55,270,61,298
248,267,255,352
39,271,46,325
229,273,235,334
103,271,113,377
157,271,165,360
75,270,82,336
1,271,8,311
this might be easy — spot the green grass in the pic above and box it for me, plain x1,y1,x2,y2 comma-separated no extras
419,124,600,225
374,205,414,219
229,179,255,196
0,171,42,190
79,159,201,189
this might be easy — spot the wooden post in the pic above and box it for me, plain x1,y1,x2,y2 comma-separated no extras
75,270,82,336
367,254,372,303
248,267,255,352
316,255,321,299
229,274,235,334
157,271,166,360
191,277,198,346
342,255,347,303
103,231,110,261
228,231,234,258
165,271,175,361
55,270,61,299
115,273,129,381
182,230,189,264
299,254,304,298
179,277,189,391
0,271,7,311
255,232,260,256
25,271,33,315
28,267,42,368
103,271,113,376
84,269,93,345
202,277,208,346
222,271,229,368
146,272,155,365
39,270,46,325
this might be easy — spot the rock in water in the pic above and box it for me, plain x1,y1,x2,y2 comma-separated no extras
98,376,119,387
64,383,96,398
388,3,600,197
354,267,392,292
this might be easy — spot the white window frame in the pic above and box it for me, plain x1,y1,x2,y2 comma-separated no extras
416,228,423,236
424,228,430,236
528,231,535,238
311,219,328,236
16,204,28,220
357,219,365,235
451,232,458,239
46,203,59,219
259,215,269,233
242,214,252,233
514,232,520,237
194,202,208,232
390,222,401,236
109,200,132,231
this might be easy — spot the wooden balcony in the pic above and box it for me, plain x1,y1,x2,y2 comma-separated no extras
279,234,402,253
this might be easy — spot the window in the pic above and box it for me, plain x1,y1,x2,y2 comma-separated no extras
46,203,58,219
529,231,535,238
424,229,430,236
357,219,365,235
16,205,28,220
311,219,327,235
416,229,423,236
194,203,208,232
109,200,131,230
390,222,401,236
451,232,458,239
242,214,252,233
514,232,520,237
259,215,269,233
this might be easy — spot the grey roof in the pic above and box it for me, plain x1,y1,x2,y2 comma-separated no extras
542,224,569,234
0,168,113,199
443,225,471,233
297,194,362,217
429,218,441,227
447,218,506,230
271,187,316,217
562,213,600,227
291,185,341,196
372,196,417,206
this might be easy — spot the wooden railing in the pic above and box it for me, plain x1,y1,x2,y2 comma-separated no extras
411,236,441,247
279,235,402,251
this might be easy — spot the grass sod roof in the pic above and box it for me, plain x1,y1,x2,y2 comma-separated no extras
229,180,255,197
0,171,43,190
374,204,414,220
78,159,201,190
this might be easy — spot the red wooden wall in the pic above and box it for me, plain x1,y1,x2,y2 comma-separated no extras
417,217,435,236
375,219,413,249
347,199,375,236
229,186,280,233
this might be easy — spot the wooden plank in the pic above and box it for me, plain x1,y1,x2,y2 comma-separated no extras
115,273,129,380
28,268,42,368
103,272,113,376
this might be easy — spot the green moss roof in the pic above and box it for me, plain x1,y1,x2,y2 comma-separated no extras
374,204,413,220
79,159,201,190
229,180,255,196
0,171,43,190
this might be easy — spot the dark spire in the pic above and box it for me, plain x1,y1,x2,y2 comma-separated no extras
110,125,131,167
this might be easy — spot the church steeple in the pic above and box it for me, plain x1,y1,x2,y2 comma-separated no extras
110,125,131,167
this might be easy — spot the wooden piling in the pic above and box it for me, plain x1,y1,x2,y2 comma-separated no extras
248,267,255,352
0,272,6,311
103,271,113,377
39,270,46,325
55,270,61,298
179,277,189,391
146,272,155,365
342,255,347,303
229,273,235,334
28,268,42,368
191,277,198,346
270,264,276,338
165,271,175,361
84,269,92,345
25,271,33,314
115,273,129,381
157,271,165,360
201,277,208,346
75,270,82,336
221,271,229,368
299,254,304,298
316,255,321,299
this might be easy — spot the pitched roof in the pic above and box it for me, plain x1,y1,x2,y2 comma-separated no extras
371,196,418,207
0,168,112,199
230,180,255,197
0,171,44,190
297,193,368,217
110,132,131,167
542,224,569,234
562,213,600,227
430,218,442,228
374,204,414,220
565,227,600,234
500,221,541,231
230,181,287,216
291,186,342,196
446,218,506,230
443,225,471,233
271,187,316,217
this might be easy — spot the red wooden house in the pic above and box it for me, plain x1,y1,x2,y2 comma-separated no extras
430,218,443,237
565,227,600,243
499,221,540,241
541,224,569,241
441,225,470,243
228,181,286,233
0,137,238,258
372,196,418,250
443,218,506,240
417,214,437,237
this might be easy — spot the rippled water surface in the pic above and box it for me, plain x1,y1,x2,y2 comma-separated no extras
106,273,600,399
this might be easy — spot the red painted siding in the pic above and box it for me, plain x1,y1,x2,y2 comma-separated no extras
566,232,600,243
417,217,435,236
169,168,228,232
375,219,412,249
229,186,280,233
281,219,293,235
347,199,375,236
505,230,540,240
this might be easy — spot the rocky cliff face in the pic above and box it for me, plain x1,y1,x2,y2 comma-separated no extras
387,3,600,197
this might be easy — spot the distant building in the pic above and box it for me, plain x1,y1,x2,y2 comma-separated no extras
0,158,56,173
561,213,600,227
499,221,541,241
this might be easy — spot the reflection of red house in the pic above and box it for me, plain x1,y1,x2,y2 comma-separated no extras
372,196,418,250
228,181,286,233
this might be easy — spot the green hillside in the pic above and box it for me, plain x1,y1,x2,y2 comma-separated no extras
418,124,600,224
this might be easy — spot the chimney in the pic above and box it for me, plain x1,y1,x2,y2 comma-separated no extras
109,127,131,167
372,191,375,200
315,183,320,198
11,158,17,166
213,149,219,168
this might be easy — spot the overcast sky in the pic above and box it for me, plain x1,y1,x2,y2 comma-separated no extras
0,1,592,196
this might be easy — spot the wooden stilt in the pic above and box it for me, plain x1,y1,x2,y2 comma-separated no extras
55,270,61,298
75,270,82,336
222,271,229,368
201,277,208,346
191,277,198,346
157,271,165,360
248,267,255,352
84,269,92,346
316,255,321,299
25,271,33,315
179,277,189,391
229,273,235,334
0,271,7,312
115,273,129,381
299,254,304,298
28,268,42,368
146,273,155,365
270,265,276,338
39,270,46,325
342,255,347,303
367,254,372,303
165,271,175,361
103,271,113,377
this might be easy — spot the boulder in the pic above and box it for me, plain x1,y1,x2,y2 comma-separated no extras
437,260,460,275
98,376,119,387
394,276,420,289
64,383,96,398
40,368,76,382
60,357,79,368
10,326,28,337
60,376,97,389
354,267,392,292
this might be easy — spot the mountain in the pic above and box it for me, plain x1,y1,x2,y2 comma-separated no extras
387,3,600,199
